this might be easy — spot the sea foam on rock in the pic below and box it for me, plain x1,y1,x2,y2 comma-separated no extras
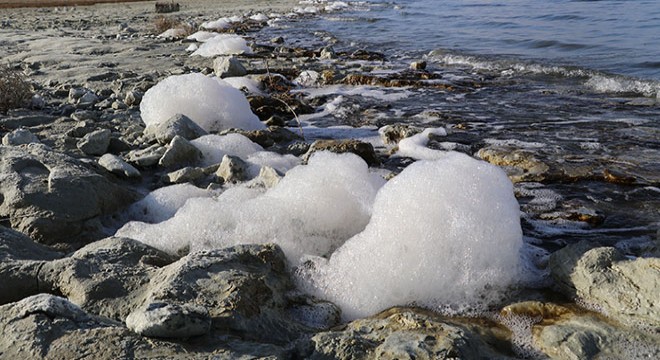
117,152,385,262
140,73,264,133
299,151,523,320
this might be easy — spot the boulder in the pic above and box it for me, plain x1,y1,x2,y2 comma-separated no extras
549,241,660,328
143,113,208,145
213,56,247,78
0,294,185,359
298,307,515,359
0,226,62,304
77,128,111,155
126,302,211,338
98,153,141,178
501,301,660,360
303,139,379,166
2,128,40,145
0,144,137,248
215,154,248,183
159,135,202,168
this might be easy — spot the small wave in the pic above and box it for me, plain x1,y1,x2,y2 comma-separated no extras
429,50,660,98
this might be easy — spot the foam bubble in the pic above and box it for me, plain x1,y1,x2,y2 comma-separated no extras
396,127,448,160
299,151,523,320
140,73,264,133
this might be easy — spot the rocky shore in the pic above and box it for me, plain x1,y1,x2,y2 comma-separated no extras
0,0,658,359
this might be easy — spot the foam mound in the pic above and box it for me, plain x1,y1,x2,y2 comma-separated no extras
191,134,264,167
191,34,252,57
116,152,385,262
140,73,264,132
127,184,213,223
298,151,523,320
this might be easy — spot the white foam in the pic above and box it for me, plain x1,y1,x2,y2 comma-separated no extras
220,76,264,95
127,184,214,224
186,31,220,42
299,152,523,320
249,13,269,22
396,127,448,160
140,73,264,133
295,85,412,102
116,152,385,262
191,34,252,57
191,133,264,167
201,18,231,30
157,28,188,39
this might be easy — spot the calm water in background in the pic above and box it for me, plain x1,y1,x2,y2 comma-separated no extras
321,0,660,82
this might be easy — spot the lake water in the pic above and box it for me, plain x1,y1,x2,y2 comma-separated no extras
265,0,660,257
325,0,660,80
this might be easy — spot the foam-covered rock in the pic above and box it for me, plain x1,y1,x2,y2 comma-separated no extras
191,34,252,57
191,133,263,166
127,183,212,223
300,151,523,319
140,73,264,133
116,152,385,262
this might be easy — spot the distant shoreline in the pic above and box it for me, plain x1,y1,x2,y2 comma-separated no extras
0,0,151,9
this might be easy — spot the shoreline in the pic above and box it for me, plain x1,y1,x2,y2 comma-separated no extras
0,0,149,9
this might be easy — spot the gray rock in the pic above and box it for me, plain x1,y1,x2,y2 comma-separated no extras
216,154,248,183
2,128,40,145
0,144,136,248
247,165,282,189
68,87,87,103
143,113,208,145
163,166,207,184
0,226,62,304
0,293,185,359
304,139,379,166
78,90,99,107
213,56,247,78
159,135,202,168
77,128,111,155
127,144,167,167
98,153,141,178
549,241,660,328
70,109,99,122
299,307,515,359
40,237,176,320
30,94,46,109
124,89,143,107
126,302,211,338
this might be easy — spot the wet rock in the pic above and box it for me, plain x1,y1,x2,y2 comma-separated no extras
98,153,141,178
159,135,202,168
143,113,208,145
126,302,211,338
298,307,514,359
549,241,660,328
304,139,379,166
603,168,636,185
2,128,40,145
0,144,136,248
248,94,315,121
501,301,660,360
379,124,423,145
410,60,427,70
216,154,248,183
127,144,167,167
213,56,247,78
228,126,302,148
77,128,111,155
477,145,550,183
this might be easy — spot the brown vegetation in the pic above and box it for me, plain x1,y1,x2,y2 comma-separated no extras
0,65,33,113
